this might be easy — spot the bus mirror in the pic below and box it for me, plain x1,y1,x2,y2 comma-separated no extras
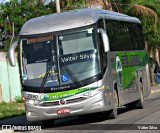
8,41,18,67
98,28,110,52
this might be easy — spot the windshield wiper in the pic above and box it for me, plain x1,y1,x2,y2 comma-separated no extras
60,61,82,88
40,64,53,92
40,54,56,92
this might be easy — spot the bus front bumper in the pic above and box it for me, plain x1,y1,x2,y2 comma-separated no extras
25,91,108,122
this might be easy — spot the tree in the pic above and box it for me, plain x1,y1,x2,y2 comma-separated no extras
60,0,87,11
0,0,56,51
119,1,160,60
87,0,112,10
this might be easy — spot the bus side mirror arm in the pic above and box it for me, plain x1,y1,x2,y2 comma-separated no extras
9,41,18,67
98,28,110,52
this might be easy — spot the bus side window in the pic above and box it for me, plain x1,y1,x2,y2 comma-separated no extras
130,24,140,50
137,24,145,50
106,20,134,51
105,20,124,51
97,19,107,73
129,23,145,50
97,19,105,29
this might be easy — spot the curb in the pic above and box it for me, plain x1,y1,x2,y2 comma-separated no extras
0,130,15,133
151,89,160,94
151,86,160,94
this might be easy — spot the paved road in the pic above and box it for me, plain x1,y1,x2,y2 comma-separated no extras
0,86,160,133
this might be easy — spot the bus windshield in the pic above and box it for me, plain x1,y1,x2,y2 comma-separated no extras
58,28,100,85
22,27,100,88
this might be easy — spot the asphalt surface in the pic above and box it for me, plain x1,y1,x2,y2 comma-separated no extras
0,86,160,133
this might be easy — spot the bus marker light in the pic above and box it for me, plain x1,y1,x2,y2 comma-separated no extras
110,93,112,98
100,85,105,90
22,97,25,101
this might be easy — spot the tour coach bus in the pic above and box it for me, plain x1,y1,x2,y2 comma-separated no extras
9,8,151,124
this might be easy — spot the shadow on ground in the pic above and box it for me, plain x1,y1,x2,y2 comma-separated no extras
0,107,129,130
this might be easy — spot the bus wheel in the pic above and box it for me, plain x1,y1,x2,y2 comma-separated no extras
134,82,144,109
108,89,118,119
42,119,55,128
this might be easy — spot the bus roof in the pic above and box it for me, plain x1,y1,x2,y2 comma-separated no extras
20,8,141,36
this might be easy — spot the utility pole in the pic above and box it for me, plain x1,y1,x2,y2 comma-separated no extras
56,0,61,13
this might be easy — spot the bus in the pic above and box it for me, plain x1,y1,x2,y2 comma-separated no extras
9,8,151,126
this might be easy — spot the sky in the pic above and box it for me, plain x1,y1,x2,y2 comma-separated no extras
0,0,10,3
0,0,55,3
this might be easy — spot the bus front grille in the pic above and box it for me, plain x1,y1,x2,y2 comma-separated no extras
66,97,87,104
39,97,87,106
39,101,59,106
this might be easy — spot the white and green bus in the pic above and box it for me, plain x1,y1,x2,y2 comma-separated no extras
9,8,151,125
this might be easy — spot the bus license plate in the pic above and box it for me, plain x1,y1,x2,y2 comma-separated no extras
57,108,71,114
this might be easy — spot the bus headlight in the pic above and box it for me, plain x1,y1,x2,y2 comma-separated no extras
28,99,34,105
83,86,105,97
25,99,39,105
88,89,101,97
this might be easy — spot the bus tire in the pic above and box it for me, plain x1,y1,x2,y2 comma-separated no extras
108,89,118,119
42,119,55,128
134,83,144,109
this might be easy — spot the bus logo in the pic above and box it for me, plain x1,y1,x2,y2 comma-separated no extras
40,94,49,101
60,99,66,105
116,56,123,86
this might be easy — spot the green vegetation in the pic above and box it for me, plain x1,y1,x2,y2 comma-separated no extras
0,0,159,54
0,102,25,120
15,96,24,103
0,0,159,85
0,0,159,55
0,0,56,51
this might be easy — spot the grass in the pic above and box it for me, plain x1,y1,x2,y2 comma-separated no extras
0,102,25,120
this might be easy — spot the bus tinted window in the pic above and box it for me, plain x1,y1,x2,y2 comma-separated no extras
23,40,52,64
137,24,145,50
105,21,132,51
105,20,145,51
59,29,95,55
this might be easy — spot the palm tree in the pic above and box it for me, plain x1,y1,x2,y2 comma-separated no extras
87,0,112,10
126,4,158,32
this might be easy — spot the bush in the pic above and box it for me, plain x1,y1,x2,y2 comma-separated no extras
15,96,24,103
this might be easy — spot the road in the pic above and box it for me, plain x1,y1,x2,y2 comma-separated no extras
0,86,160,133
